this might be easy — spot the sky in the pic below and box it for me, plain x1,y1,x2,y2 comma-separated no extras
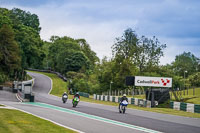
0,0,200,65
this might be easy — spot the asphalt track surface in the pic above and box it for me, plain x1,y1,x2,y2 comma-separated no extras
1,72,200,133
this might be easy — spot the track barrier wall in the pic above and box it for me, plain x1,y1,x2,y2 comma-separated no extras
93,94,151,108
170,101,200,113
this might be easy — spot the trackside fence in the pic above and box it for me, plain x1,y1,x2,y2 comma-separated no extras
170,101,200,113
79,92,89,98
93,94,151,108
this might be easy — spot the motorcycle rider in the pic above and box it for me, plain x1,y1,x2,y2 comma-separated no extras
119,94,128,109
73,92,80,99
62,92,68,100
62,92,68,97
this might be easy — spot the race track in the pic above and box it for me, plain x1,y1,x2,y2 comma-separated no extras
1,72,200,133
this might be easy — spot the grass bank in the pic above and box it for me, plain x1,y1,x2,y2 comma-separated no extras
170,88,200,104
0,108,76,133
28,71,200,118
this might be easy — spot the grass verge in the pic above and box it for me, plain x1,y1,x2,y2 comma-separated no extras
170,88,200,104
27,70,200,118
0,108,77,133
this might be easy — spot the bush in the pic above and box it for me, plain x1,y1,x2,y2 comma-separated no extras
189,72,200,86
0,73,8,84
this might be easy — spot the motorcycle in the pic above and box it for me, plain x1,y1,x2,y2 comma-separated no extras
119,100,128,114
72,97,80,107
62,95,68,103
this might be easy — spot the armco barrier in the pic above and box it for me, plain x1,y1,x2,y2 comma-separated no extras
170,101,200,113
112,96,115,102
174,102,180,110
195,105,200,113
93,94,151,108
28,68,67,82
115,96,118,103
180,102,187,111
187,103,194,113
131,98,135,104
170,101,174,108
118,97,121,103
78,92,89,98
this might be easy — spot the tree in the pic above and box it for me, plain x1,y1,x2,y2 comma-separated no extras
172,52,199,76
139,36,166,72
112,28,166,73
112,28,139,61
77,39,99,70
48,36,82,72
0,7,45,69
188,72,200,87
65,52,90,73
14,24,45,69
0,8,12,26
66,71,91,93
0,24,21,74
10,8,41,33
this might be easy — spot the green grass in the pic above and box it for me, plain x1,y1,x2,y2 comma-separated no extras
0,108,77,133
0,104,4,106
26,74,33,80
27,71,200,118
170,88,200,104
132,95,145,99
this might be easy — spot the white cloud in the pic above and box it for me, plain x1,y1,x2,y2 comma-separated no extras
1,0,199,65
160,37,200,65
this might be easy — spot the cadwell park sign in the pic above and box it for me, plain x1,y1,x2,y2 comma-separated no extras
135,76,172,88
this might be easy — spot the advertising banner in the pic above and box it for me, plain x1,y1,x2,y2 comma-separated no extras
135,76,172,87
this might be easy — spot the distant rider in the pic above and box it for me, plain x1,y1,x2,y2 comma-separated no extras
62,92,68,102
119,94,128,109
62,92,68,97
73,92,80,99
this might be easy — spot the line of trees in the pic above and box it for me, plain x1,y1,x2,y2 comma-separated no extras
0,8,45,83
0,7,200,94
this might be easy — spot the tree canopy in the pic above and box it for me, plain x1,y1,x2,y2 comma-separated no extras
0,7,199,93
0,24,21,74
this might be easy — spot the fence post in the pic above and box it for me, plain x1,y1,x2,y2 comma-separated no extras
193,87,195,96
132,87,134,96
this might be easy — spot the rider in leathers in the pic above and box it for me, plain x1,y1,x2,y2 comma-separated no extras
119,94,128,109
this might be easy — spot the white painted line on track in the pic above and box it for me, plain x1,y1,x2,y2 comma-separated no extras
25,102,163,133
1,103,84,133
0,104,15,109
16,93,22,102
26,72,163,133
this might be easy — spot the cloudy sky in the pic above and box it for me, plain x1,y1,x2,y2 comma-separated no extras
1,0,200,65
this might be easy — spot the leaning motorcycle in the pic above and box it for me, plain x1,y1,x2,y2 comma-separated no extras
72,97,80,107
119,100,128,114
62,95,68,103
